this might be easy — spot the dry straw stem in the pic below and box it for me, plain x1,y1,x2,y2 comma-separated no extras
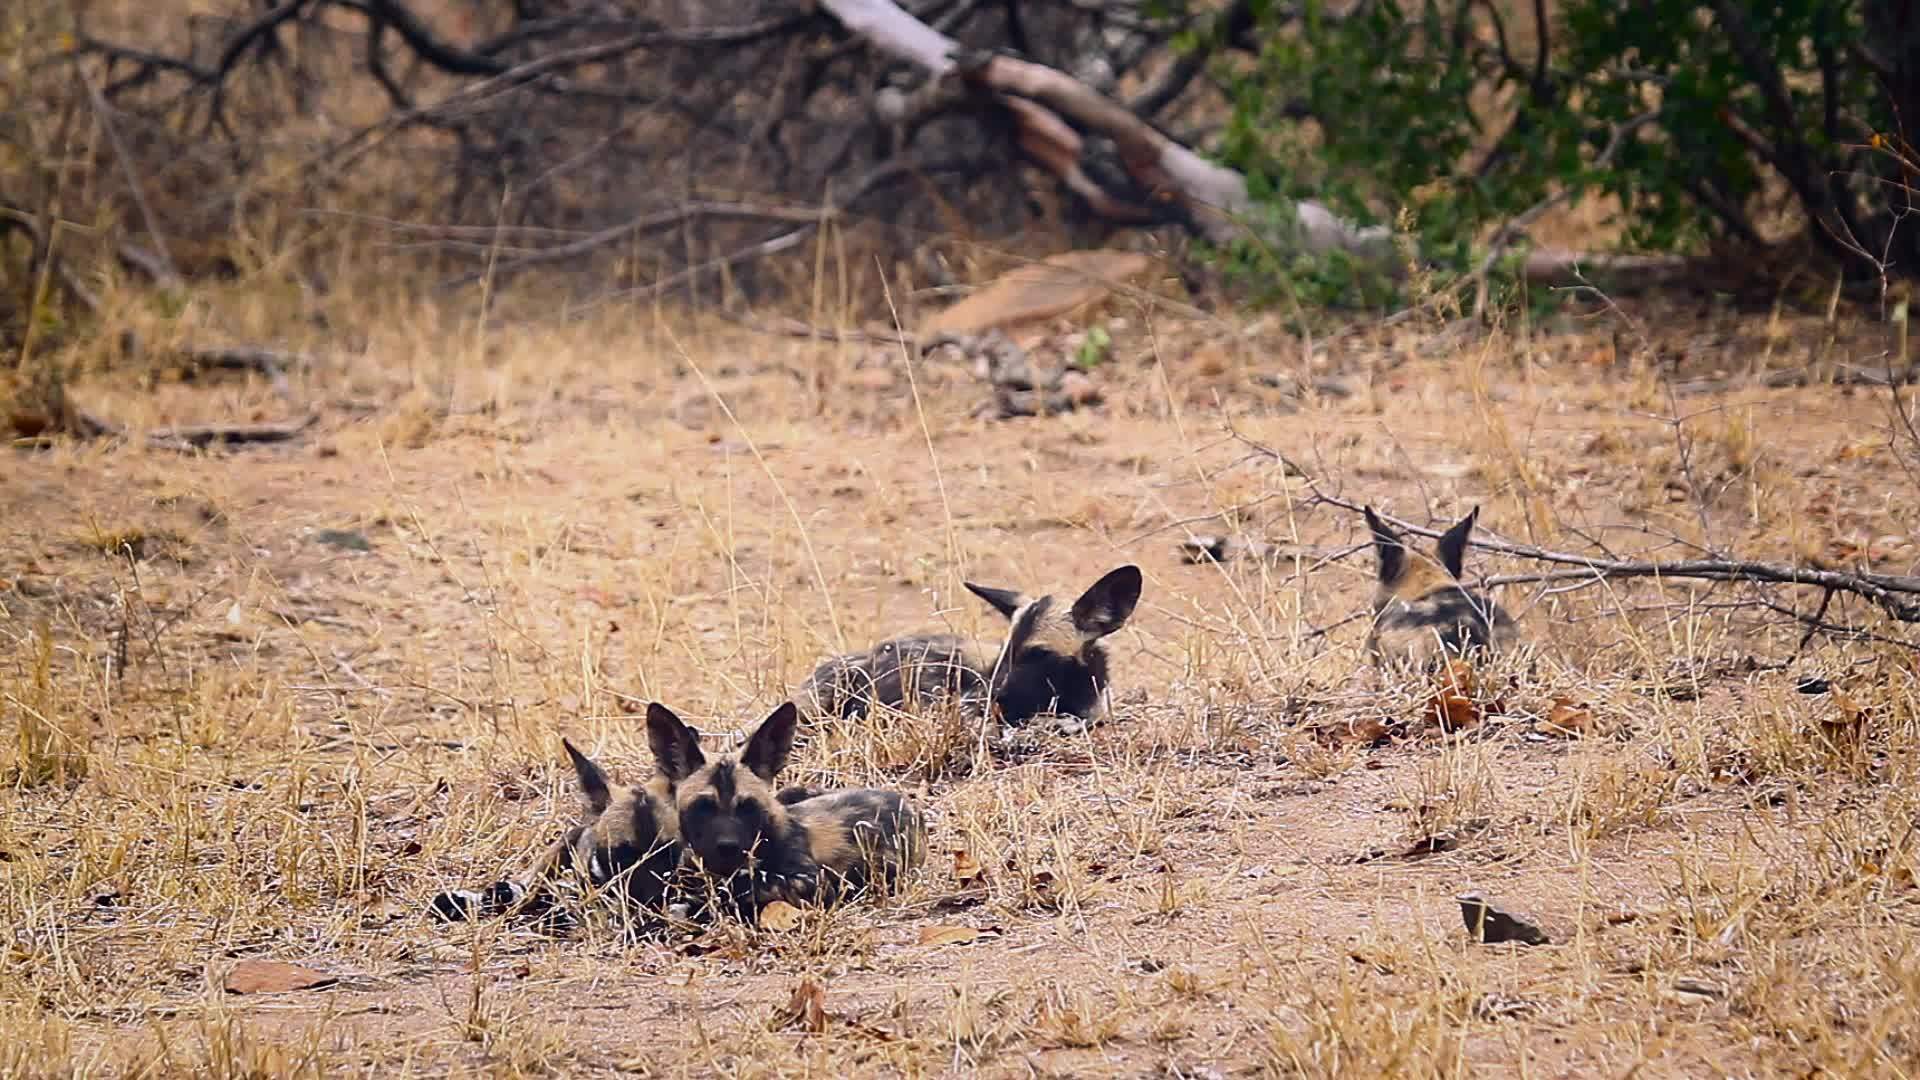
8,248,1920,1074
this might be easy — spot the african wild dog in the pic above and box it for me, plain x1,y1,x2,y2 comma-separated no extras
428,738,682,928
1364,505,1517,671
647,701,925,912
799,565,1143,735
427,738,819,929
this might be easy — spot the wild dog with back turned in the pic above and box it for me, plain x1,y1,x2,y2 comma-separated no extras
800,565,1142,735
1363,505,1518,671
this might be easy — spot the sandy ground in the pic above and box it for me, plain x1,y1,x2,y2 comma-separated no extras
6,297,1920,1077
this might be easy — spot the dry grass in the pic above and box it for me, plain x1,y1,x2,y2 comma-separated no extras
5,263,1920,1078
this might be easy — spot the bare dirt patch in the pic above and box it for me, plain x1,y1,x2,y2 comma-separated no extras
5,299,1920,1077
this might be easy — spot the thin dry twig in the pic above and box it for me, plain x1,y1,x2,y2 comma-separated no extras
1229,429,1920,626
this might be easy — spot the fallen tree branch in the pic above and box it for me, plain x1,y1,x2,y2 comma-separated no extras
1223,429,1920,627
569,155,973,312
817,0,1391,256
1672,356,1920,395
15,405,320,452
817,0,1661,286
173,345,312,376
145,411,320,450
437,200,837,290
713,313,917,347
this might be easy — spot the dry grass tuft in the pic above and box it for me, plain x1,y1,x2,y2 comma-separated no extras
5,263,1920,1075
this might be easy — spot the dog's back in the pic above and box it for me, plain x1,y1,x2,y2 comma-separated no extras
799,566,1142,730
1364,507,1518,671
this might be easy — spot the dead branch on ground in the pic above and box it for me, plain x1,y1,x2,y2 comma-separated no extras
1213,429,1920,632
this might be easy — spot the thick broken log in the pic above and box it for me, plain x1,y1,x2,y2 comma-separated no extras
817,0,1679,288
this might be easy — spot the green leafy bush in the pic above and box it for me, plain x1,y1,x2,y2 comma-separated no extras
1213,0,1917,301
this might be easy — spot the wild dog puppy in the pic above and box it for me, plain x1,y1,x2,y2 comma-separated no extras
1364,505,1518,671
428,739,821,929
800,565,1143,735
429,739,681,928
647,701,925,913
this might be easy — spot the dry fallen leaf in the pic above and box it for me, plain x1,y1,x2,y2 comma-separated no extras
224,959,337,995
774,978,827,1034
1429,691,1479,734
1427,660,1500,733
917,924,982,947
952,849,985,885
1542,696,1596,738
758,900,803,931
1315,715,1394,747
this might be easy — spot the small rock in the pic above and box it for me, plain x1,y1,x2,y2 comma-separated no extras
1471,993,1539,1020
313,529,371,552
1671,977,1724,999
1310,375,1361,399
1458,893,1550,946
1058,370,1100,405
843,368,896,392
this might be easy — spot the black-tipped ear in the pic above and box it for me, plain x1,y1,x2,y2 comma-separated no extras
645,703,704,783
562,739,611,816
1436,506,1479,580
1070,565,1142,638
740,702,798,783
1364,506,1407,586
964,580,1026,620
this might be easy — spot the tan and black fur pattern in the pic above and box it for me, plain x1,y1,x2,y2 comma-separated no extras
648,701,925,912
427,738,819,930
428,738,683,928
1364,505,1518,671
800,565,1143,734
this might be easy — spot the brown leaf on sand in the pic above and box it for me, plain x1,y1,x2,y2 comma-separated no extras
917,924,982,947
952,849,985,885
758,900,803,931
773,978,828,1034
1542,696,1596,738
1313,715,1396,747
224,959,337,994
1427,659,1497,733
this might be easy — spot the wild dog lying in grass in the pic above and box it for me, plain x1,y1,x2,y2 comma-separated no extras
647,701,925,916
799,565,1143,738
427,738,818,931
1364,505,1518,672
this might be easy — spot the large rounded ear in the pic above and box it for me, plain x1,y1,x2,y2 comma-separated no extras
1364,506,1407,587
964,580,1026,620
645,703,705,783
740,702,798,783
1435,506,1480,580
561,738,611,816
1070,565,1143,638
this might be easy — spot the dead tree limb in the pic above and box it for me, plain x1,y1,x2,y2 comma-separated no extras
145,411,319,450
818,0,1674,287
817,0,1379,253
1220,430,1920,628
437,200,836,290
